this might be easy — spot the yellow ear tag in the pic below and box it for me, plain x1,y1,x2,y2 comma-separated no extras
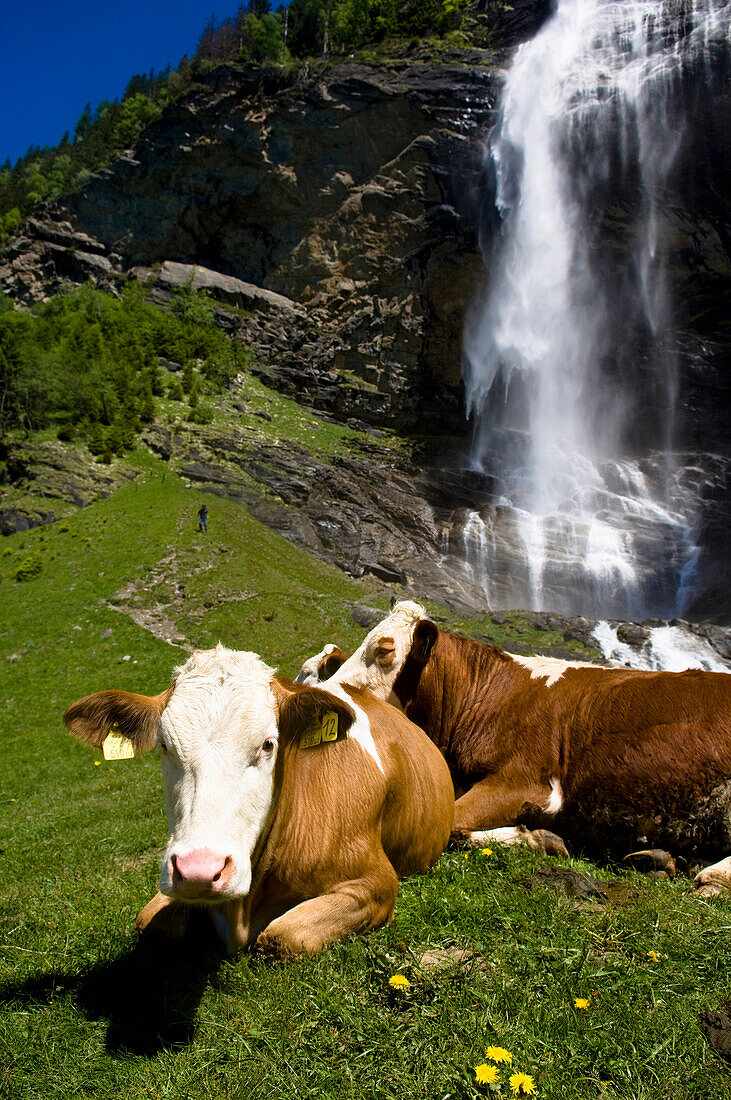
102,728,136,761
299,710,342,749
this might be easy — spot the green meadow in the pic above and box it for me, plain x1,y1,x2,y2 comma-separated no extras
1,452,729,1099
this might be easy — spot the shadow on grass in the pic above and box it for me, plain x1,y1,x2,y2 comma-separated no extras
0,920,224,1056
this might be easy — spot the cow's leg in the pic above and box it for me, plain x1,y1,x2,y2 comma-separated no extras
255,865,399,958
135,891,192,940
452,777,568,856
694,856,731,897
460,824,569,857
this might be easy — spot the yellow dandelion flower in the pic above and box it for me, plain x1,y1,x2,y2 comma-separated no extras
464,852,470,859
509,1072,536,1095
647,950,660,962
574,997,590,1009
486,1046,512,1064
388,974,410,990
94,761,101,766
481,848,493,856
475,1064,500,1085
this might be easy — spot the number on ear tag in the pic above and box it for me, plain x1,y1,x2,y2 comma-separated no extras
299,710,343,750
102,728,136,760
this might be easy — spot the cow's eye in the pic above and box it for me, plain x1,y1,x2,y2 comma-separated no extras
260,738,277,758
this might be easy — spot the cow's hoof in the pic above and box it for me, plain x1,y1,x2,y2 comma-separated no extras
529,828,569,858
255,930,302,960
624,849,676,876
135,893,190,940
694,856,731,897
461,825,568,857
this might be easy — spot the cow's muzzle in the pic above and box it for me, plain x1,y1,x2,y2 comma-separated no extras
170,849,235,899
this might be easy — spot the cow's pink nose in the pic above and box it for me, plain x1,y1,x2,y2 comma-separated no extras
171,849,233,897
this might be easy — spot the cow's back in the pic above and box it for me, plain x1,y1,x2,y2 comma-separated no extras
551,666,731,853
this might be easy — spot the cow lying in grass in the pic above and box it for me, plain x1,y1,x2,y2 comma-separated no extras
64,645,453,956
300,601,731,895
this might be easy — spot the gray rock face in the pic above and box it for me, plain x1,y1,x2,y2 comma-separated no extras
0,440,139,532
150,261,306,318
0,54,501,433
0,19,728,622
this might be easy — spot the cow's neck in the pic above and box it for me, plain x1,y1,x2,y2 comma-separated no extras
405,632,507,762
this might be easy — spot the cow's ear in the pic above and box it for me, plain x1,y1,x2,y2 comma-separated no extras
411,619,439,664
321,647,347,680
63,687,173,753
277,687,356,747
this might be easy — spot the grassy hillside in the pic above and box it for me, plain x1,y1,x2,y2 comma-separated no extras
0,452,729,1099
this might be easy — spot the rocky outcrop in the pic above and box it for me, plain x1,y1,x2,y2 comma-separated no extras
0,440,139,533
0,53,506,434
1,8,729,623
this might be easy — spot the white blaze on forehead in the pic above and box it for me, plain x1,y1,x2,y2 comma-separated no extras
331,600,428,700
159,645,280,899
165,645,278,755
509,653,600,688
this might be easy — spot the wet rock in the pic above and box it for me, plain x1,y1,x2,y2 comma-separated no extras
692,623,731,661
613,622,652,648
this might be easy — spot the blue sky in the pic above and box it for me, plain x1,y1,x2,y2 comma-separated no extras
0,1,246,165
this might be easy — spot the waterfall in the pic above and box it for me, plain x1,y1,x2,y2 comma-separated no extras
461,0,731,618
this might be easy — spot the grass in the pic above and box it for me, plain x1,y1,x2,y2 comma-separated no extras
0,451,729,1098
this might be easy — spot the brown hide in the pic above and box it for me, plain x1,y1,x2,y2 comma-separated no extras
229,682,454,953
392,627,731,857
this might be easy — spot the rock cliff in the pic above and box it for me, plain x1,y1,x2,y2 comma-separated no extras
1,50,506,433
1,3,729,623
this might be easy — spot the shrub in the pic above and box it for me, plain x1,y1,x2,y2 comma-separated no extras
13,552,42,582
187,402,215,425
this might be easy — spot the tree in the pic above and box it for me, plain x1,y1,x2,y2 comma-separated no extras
288,0,326,56
240,13,285,61
74,103,93,144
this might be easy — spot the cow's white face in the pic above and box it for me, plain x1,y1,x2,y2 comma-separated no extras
158,646,281,902
331,601,427,704
295,643,340,685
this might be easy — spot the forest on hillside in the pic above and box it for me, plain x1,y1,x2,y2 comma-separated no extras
0,280,249,467
0,0,476,246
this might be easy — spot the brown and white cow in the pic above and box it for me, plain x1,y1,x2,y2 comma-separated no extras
314,601,731,894
63,644,453,956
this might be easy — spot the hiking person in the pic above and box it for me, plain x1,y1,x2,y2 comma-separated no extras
197,504,208,533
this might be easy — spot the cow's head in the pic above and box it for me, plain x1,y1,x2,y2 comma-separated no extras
330,601,439,706
64,646,355,903
294,643,349,685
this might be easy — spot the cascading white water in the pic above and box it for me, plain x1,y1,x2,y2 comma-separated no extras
461,0,731,618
